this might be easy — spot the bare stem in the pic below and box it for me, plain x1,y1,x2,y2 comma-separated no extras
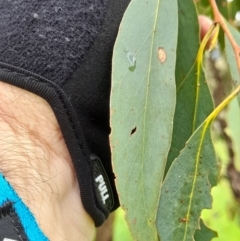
209,0,240,72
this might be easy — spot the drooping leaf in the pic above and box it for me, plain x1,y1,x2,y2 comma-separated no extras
175,0,199,87
157,84,240,241
157,119,219,241
194,219,217,241
110,0,178,240
165,0,214,176
224,21,240,105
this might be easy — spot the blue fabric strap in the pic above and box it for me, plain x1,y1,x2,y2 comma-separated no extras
0,173,48,241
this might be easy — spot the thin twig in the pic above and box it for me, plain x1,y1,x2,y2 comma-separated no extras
209,0,240,72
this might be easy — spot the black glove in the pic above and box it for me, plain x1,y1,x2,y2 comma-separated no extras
0,0,130,226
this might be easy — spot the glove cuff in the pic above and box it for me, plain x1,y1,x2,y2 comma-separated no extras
0,62,114,226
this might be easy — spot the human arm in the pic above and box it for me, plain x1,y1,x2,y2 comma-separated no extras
0,81,94,241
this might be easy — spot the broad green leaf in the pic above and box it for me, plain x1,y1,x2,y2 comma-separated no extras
224,22,240,105
194,219,217,241
110,0,178,240
157,119,219,241
175,0,199,87
157,84,240,241
165,0,214,176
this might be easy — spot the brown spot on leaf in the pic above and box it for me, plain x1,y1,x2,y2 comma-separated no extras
179,217,189,223
158,47,167,63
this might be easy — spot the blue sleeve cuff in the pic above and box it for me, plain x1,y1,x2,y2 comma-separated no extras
0,173,49,241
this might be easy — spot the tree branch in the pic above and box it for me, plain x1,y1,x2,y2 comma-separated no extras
209,0,240,72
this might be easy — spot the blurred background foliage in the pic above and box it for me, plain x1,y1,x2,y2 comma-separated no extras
95,0,240,240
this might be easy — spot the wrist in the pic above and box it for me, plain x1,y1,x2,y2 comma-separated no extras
0,81,95,241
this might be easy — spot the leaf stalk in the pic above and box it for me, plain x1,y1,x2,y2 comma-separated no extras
207,84,240,123
209,0,240,72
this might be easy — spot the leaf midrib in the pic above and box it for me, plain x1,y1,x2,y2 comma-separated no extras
182,121,210,240
141,0,161,240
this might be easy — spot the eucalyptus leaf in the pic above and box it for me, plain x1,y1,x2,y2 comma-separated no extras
224,22,240,105
157,120,219,241
165,0,214,178
194,219,217,241
156,80,240,240
110,0,178,240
